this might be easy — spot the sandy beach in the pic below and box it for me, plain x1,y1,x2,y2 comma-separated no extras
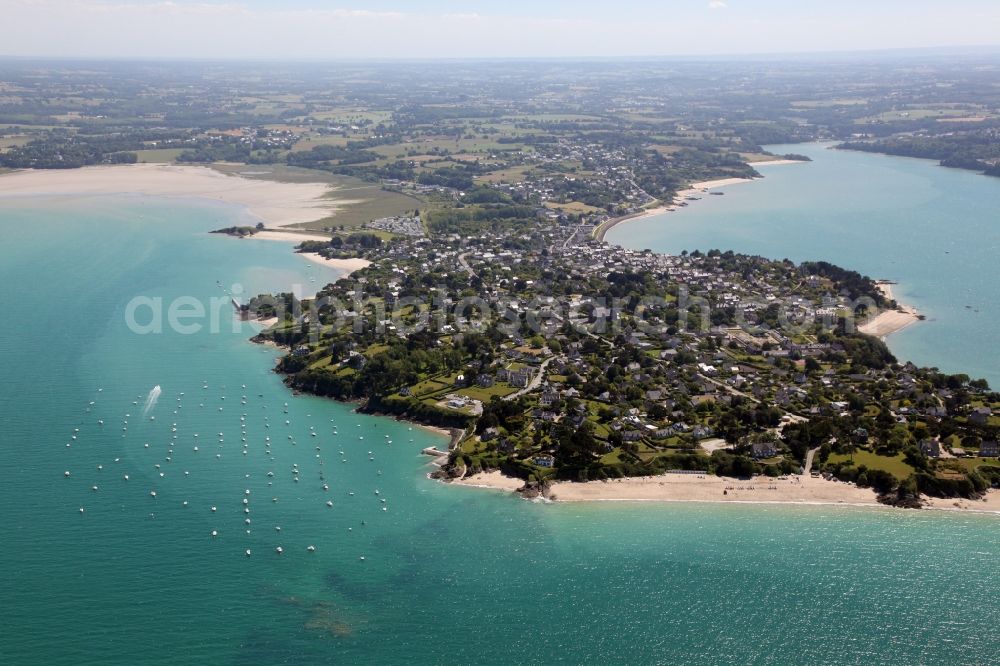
549,474,885,506
859,281,921,339
250,230,333,243
299,252,372,274
750,159,806,166
0,164,337,227
594,177,757,241
922,493,1000,513
451,470,529,492
452,470,1000,513
594,160,808,242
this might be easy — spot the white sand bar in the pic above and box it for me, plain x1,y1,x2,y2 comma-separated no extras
0,164,337,227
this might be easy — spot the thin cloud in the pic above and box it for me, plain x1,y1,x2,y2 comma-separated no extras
5,0,1000,59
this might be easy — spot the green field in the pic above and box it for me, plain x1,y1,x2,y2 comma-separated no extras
856,107,987,123
543,200,604,214
454,384,518,402
738,152,783,163
0,135,30,152
475,165,534,184
409,378,451,398
790,98,870,108
827,450,915,480
290,134,354,151
500,113,606,122
305,110,394,124
301,187,423,231
954,458,1000,473
371,137,529,161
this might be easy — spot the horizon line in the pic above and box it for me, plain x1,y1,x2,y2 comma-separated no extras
2,44,1000,64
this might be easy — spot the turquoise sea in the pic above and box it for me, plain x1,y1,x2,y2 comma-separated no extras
608,143,1000,388
1,191,998,665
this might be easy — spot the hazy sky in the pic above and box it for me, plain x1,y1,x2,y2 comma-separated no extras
4,0,1000,59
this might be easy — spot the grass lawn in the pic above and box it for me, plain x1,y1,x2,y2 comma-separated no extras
308,355,335,370
543,201,604,214
459,438,488,455
455,384,517,402
589,421,611,438
600,449,626,465
954,458,1000,473
408,378,451,397
827,450,915,480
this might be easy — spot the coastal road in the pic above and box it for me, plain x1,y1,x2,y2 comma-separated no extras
561,221,588,250
802,446,821,476
696,372,760,404
457,252,477,279
504,357,554,401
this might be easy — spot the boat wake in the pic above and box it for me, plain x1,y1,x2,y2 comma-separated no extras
142,385,162,416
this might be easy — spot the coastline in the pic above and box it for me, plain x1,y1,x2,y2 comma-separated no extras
6,159,967,516
748,159,807,167
858,281,922,339
450,470,1000,514
594,168,803,242
298,252,372,274
250,230,333,243
0,163,337,227
588,156,922,343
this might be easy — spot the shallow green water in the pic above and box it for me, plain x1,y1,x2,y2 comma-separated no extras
608,143,1000,387
0,194,998,665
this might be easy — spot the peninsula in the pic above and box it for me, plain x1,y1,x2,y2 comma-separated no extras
3,57,997,510
251,219,999,510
